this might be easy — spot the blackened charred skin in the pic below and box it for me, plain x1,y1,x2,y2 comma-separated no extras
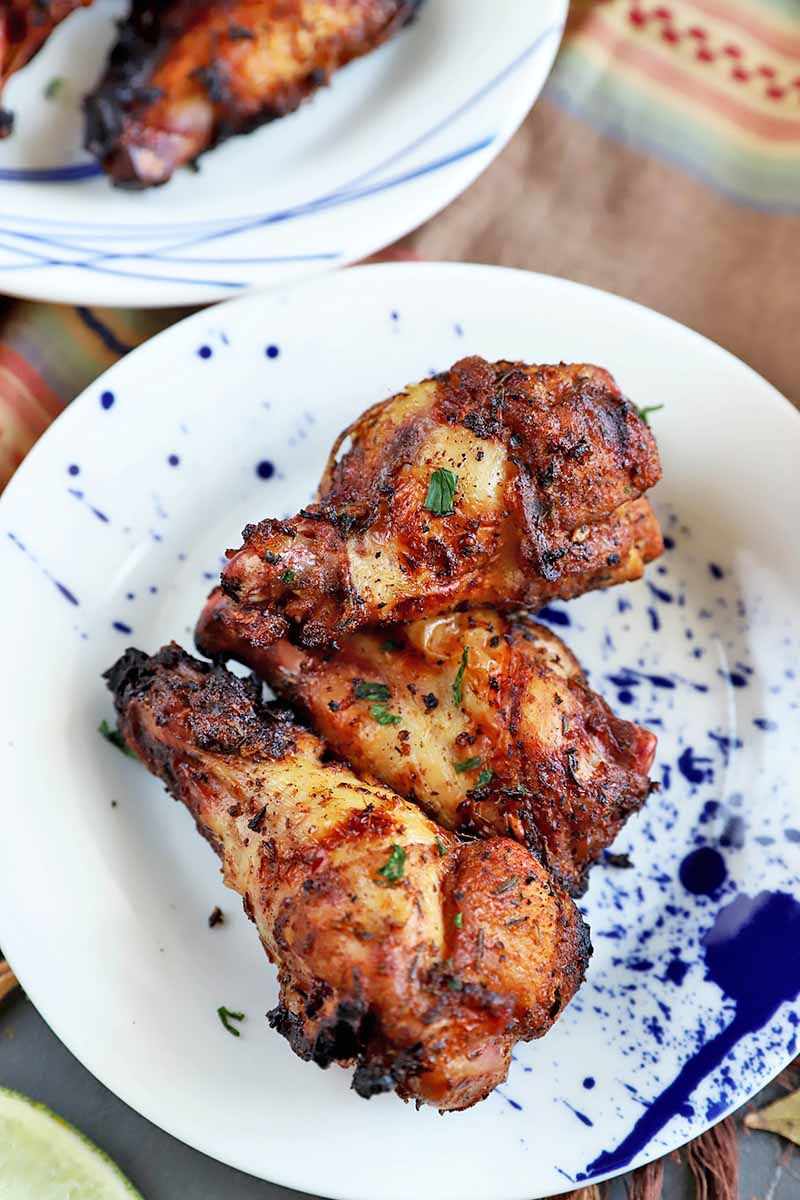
104,643,296,761
83,14,166,172
351,1041,426,1098
268,995,367,1068
83,0,425,188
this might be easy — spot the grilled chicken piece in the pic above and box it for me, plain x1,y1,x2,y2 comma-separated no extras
198,598,657,895
84,0,422,187
0,0,92,134
216,356,663,650
106,643,589,1110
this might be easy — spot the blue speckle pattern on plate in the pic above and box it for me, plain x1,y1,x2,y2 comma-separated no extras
0,264,797,1200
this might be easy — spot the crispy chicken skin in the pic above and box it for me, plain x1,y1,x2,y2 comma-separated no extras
215,357,663,650
198,598,657,895
106,643,590,1110
84,0,423,188
0,0,92,134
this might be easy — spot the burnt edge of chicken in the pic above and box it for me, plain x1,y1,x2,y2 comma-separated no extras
84,0,426,189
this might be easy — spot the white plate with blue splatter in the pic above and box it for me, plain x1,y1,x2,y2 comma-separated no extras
0,263,798,1200
0,0,565,307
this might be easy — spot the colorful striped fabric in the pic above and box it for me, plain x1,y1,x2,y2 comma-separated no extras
547,0,800,209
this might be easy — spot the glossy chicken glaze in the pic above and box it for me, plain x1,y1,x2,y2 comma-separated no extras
198,599,657,894
215,357,663,649
106,643,590,1111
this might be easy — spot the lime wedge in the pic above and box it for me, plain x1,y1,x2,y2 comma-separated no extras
0,1086,143,1199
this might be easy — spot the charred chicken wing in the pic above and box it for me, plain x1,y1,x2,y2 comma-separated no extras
84,0,423,187
213,357,663,650
0,0,92,134
105,643,590,1110
198,598,657,895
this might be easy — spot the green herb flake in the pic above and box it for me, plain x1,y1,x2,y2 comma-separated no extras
44,77,64,101
447,975,463,992
280,569,296,584
452,646,469,706
377,844,406,884
98,719,137,759
381,639,402,652
494,875,520,896
455,755,482,774
354,680,391,703
217,1006,245,1037
636,404,664,427
422,467,458,517
371,703,402,726
505,784,531,797
476,768,494,789
454,911,463,929
435,836,448,857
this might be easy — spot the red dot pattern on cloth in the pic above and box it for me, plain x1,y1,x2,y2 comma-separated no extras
624,3,798,99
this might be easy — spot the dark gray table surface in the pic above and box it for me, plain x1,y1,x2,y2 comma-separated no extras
1,990,797,1200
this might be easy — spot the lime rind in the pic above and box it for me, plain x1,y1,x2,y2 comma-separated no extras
0,1086,143,1199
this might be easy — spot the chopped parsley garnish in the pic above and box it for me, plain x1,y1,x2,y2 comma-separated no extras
44,77,64,101
354,680,391,703
494,875,520,896
217,1006,245,1037
447,975,463,991
381,639,402,652
454,912,463,929
98,719,137,759
435,836,448,857
455,755,482,774
452,646,468,706
475,768,494,789
371,703,401,726
636,404,664,427
376,844,406,884
280,569,296,584
423,467,458,516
